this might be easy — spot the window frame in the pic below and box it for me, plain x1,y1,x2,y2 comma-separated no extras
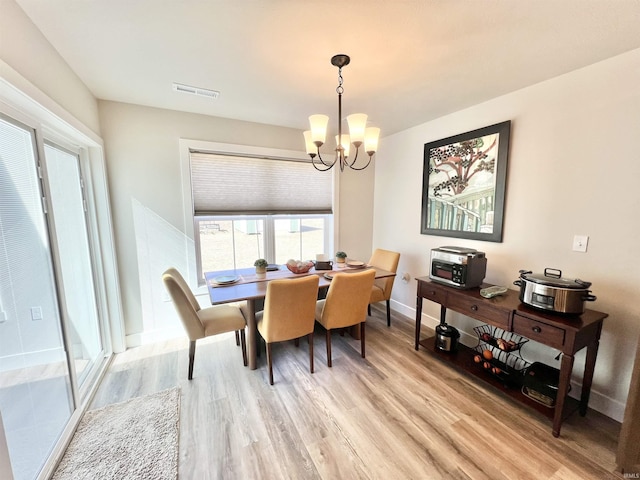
0,70,123,479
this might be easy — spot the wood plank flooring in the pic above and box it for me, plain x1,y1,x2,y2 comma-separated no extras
90,308,624,479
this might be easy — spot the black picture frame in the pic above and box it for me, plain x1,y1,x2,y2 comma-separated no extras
421,121,511,242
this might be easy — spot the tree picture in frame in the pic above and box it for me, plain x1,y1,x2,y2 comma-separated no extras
421,121,511,242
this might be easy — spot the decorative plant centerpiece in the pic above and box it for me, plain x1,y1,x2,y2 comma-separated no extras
335,251,347,264
254,258,268,277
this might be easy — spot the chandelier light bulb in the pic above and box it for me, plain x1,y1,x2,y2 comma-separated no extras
347,113,367,146
335,134,351,158
364,127,380,155
303,131,316,155
308,114,329,146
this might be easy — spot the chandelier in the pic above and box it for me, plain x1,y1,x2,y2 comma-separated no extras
303,54,380,172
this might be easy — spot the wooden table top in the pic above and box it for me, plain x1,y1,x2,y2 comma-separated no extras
206,264,395,305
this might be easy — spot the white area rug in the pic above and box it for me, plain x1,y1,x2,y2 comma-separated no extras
53,387,180,480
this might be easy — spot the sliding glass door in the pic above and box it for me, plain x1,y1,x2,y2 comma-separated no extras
0,117,74,479
0,116,105,479
43,143,103,392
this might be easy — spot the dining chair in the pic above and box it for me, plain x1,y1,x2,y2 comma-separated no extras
256,275,320,385
367,248,401,327
315,269,375,367
162,267,247,380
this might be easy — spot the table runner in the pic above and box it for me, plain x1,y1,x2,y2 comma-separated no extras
206,265,370,288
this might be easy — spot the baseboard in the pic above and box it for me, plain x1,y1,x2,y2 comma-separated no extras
125,326,186,349
390,298,624,423
0,347,66,373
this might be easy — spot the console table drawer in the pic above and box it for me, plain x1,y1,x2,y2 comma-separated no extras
418,282,448,306
447,295,511,329
513,314,565,349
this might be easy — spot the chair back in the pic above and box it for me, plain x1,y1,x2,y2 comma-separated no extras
320,269,376,330
162,268,205,340
368,249,400,299
260,275,319,343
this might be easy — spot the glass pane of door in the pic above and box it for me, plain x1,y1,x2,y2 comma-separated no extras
43,144,103,390
0,117,73,480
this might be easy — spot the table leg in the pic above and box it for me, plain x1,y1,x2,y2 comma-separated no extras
553,352,575,437
580,337,601,416
246,299,257,370
415,296,423,350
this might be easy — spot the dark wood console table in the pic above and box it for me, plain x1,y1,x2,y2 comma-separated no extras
415,277,608,437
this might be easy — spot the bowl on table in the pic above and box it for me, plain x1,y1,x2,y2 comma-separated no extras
285,260,314,274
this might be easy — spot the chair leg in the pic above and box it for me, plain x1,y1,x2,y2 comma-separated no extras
239,329,247,367
368,304,372,316
266,343,274,385
326,329,332,368
386,300,391,327
309,332,314,374
188,340,196,380
235,330,240,346
360,322,366,358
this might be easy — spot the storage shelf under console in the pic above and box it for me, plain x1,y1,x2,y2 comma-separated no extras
418,336,580,422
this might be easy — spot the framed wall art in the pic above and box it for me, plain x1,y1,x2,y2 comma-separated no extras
420,120,511,242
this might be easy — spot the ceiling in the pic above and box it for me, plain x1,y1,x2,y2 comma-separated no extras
15,0,640,137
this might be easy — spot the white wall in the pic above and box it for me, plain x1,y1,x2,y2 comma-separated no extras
98,101,376,343
0,0,100,135
374,48,640,421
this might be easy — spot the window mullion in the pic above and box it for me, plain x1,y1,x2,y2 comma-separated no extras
264,215,275,263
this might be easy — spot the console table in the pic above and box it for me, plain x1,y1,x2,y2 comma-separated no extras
415,277,608,437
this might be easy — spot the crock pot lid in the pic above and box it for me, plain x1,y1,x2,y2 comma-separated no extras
520,271,591,289
436,323,459,335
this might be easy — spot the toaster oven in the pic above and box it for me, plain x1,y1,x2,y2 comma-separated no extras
429,246,487,289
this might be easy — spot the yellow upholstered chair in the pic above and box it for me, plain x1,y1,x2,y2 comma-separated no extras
256,275,319,385
367,248,400,327
315,269,375,367
162,268,247,380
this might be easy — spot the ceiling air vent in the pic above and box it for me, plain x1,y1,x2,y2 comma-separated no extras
172,82,219,99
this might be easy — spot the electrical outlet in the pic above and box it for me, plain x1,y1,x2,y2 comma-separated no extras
0,311,7,323
572,235,589,253
30,306,43,321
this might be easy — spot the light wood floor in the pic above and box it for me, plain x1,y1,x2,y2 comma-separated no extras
90,308,623,479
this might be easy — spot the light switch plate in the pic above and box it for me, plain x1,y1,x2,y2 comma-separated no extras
572,235,589,252
30,306,43,320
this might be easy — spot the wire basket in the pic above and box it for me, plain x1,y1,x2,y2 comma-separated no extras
473,324,528,352
472,344,530,387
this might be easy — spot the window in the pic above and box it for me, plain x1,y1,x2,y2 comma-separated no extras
196,214,332,274
189,148,334,281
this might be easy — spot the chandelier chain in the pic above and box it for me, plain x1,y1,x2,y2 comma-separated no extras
336,67,344,95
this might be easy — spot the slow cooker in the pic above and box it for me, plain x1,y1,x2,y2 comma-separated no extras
513,268,597,315
435,323,460,352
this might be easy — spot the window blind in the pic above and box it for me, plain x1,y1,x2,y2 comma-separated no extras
190,151,333,215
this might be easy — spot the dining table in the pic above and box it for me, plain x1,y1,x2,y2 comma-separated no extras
205,263,396,370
